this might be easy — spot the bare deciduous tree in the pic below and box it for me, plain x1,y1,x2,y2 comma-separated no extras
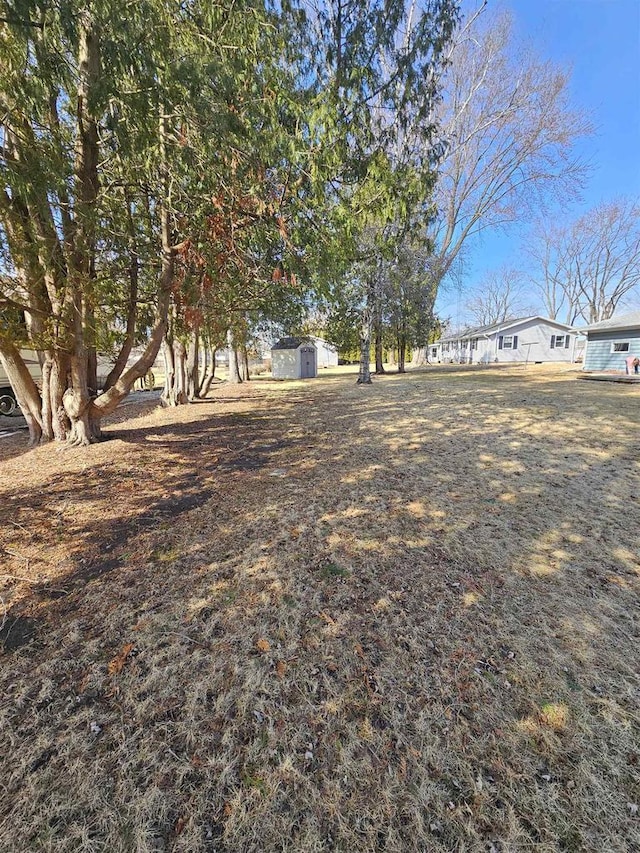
429,6,591,289
527,221,583,324
465,267,535,326
529,198,640,324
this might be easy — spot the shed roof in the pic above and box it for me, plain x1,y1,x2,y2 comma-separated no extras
271,336,315,351
581,311,640,334
308,335,338,351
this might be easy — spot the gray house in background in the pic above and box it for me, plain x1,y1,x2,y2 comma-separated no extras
431,316,578,364
582,311,640,372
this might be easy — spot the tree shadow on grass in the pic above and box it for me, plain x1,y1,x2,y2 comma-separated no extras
0,371,638,852
0,406,301,651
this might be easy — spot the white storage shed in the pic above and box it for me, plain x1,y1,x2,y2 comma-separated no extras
271,337,317,379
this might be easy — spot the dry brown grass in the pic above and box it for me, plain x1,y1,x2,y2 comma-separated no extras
0,364,638,852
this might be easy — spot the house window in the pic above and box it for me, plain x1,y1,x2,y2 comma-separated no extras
551,334,571,349
470,338,478,350
611,341,630,353
443,343,450,352
498,334,518,350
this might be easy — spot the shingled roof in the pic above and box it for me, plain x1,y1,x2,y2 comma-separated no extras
582,311,640,333
437,316,576,344
271,337,314,350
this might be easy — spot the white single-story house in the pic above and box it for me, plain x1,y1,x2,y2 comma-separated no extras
430,316,579,364
581,311,640,373
271,337,317,379
308,336,339,368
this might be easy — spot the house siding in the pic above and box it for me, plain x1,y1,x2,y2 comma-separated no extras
584,329,640,372
432,317,578,364
488,319,576,363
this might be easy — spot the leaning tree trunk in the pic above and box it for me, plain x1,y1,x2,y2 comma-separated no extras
0,342,44,446
199,347,216,397
103,194,139,392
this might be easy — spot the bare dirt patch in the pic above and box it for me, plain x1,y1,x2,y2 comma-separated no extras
0,365,638,852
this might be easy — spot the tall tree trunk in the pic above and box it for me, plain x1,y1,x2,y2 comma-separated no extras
227,329,242,384
374,320,385,374
87,343,98,394
200,344,208,390
49,354,70,441
186,329,200,399
357,278,375,384
162,333,176,403
397,335,406,373
174,340,188,403
412,346,426,366
40,354,69,443
63,14,101,446
40,358,54,442
239,346,250,381
65,357,99,446
162,336,189,406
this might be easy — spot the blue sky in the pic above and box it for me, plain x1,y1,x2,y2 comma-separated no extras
435,0,640,325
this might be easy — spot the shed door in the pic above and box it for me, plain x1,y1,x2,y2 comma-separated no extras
300,347,315,378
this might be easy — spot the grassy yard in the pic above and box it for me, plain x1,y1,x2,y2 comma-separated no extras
0,364,638,852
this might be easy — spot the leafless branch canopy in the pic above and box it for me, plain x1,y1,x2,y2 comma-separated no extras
429,6,591,287
528,198,640,324
465,266,536,326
